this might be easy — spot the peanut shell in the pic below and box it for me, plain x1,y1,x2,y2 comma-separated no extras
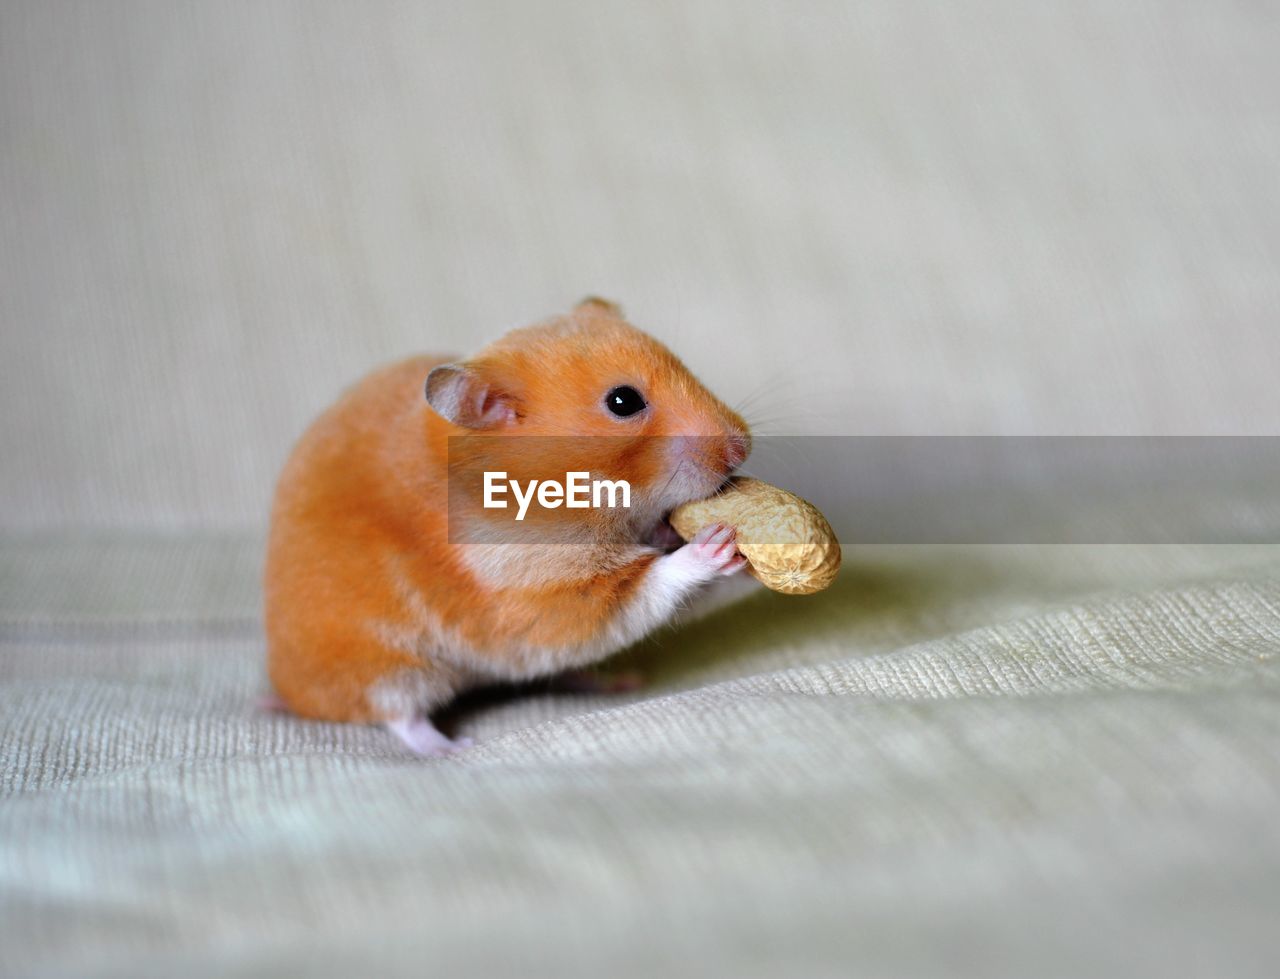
669,477,841,595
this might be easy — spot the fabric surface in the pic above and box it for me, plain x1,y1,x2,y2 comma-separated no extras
3,540,1280,977
3,1,1280,977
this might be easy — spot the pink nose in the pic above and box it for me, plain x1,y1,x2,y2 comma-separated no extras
724,433,750,470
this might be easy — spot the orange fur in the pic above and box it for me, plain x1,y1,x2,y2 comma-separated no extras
264,300,749,725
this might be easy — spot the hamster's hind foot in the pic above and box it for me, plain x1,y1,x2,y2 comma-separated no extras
385,716,474,757
549,668,645,694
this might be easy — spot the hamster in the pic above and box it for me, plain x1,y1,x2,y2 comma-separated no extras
264,297,751,755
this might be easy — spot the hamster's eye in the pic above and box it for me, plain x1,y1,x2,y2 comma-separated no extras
605,385,647,418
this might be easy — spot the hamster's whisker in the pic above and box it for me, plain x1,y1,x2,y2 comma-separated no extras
732,375,806,417
655,455,688,501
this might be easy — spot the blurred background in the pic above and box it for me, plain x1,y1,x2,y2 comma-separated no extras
3,1,1279,533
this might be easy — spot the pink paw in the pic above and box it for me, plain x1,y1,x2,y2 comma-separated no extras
385,717,473,757
684,523,748,578
254,693,289,713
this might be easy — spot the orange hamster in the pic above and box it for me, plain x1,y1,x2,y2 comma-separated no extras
264,298,751,754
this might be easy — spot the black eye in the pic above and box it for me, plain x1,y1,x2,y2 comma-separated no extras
605,385,647,417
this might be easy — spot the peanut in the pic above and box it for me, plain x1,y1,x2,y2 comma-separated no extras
669,477,841,595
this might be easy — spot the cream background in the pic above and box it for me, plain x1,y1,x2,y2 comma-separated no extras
3,1,1280,530
2,2,1280,976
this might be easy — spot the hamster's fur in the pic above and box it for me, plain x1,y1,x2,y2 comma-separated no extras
265,298,750,754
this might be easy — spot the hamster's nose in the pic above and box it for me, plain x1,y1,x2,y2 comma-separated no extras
724,432,751,470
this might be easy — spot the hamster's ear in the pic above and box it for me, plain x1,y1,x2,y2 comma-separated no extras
424,363,517,429
575,296,623,317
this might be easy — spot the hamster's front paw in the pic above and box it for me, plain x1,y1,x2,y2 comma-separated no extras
670,523,748,581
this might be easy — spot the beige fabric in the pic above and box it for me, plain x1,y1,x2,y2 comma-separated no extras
3,540,1280,977
3,1,1280,530
3,1,1280,977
